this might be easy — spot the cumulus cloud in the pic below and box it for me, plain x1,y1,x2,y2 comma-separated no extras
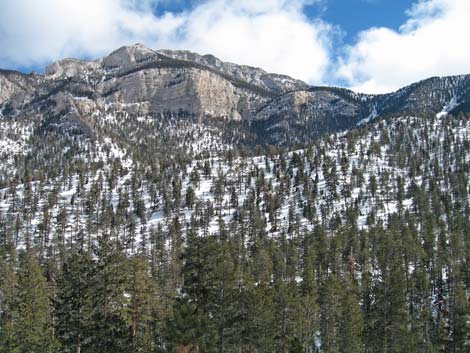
2,0,469,92
338,0,470,93
0,0,184,67
0,0,333,84
172,0,333,83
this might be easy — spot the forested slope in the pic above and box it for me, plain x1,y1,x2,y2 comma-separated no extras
1,112,470,352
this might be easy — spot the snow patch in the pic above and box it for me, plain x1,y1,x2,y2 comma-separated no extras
437,94,458,118
357,105,378,126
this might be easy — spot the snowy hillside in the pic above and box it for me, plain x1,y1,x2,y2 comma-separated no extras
2,112,470,252
1,45,470,353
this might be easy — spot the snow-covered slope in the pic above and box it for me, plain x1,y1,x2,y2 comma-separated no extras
2,112,469,252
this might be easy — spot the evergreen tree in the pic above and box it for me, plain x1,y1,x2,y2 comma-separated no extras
128,254,158,353
56,249,94,353
11,251,59,353
338,276,363,353
89,237,131,353
165,297,213,353
319,275,341,353
0,244,17,353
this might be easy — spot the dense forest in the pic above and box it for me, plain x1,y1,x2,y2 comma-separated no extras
1,112,470,352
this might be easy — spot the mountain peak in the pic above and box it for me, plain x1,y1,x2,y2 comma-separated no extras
5,44,470,145
45,43,159,77
102,43,157,69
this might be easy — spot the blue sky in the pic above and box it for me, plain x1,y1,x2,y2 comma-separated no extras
0,0,469,93
154,0,411,31
315,0,411,43
155,0,413,46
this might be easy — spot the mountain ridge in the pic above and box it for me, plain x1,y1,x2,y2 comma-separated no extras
1,43,470,147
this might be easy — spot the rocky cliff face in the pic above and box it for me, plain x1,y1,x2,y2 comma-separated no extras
0,69,42,106
99,66,264,120
1,43,470,146
157,49,309,93
37,44,278,120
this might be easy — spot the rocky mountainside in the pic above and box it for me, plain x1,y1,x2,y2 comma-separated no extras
1,43,470,149
156,48,309,93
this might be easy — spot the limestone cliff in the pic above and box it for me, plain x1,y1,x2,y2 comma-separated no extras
1,44,470,147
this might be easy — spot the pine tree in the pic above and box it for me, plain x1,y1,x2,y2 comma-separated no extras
450,279,470,353
338,276,363,353
11,251,59,353
165,297,212,353
0,244,17,353
56,249,94,353
185,185,196,209
298,231,319,353
319,274,341,353
89,237,131,353
128,254,157,353
250,283,276,352
384,236,413,353
288,336,304,353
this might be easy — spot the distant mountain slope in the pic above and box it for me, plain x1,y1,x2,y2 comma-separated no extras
1,44,470,149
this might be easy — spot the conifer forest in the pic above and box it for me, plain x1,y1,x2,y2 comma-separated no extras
1,108,470,353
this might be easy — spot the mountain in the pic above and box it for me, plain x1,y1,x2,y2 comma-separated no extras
1,44,470,353
1,43,470,150
156,48,309,92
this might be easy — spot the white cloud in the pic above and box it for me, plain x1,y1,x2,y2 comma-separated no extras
3,0,468,93
338,0,470,93
0,0,333,84
170,0,333,83
0,0,185,66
